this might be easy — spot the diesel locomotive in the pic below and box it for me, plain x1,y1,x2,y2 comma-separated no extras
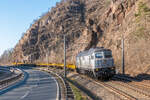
76,47,116,79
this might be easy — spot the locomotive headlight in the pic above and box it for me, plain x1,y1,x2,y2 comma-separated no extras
95,68,99,72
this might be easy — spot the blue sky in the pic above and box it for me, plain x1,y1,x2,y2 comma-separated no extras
0,0,61,56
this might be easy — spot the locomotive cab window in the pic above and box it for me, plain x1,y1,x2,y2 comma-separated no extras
95,52,103,58
104,51,112,58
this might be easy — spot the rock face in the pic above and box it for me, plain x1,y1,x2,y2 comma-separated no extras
12,0,150,76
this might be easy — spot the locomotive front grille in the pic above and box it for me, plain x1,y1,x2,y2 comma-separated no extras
96,59,114,68
95,67,116,75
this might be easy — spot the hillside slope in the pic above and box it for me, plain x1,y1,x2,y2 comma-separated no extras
12,0,150,76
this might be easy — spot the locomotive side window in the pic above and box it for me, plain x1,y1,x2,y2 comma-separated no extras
95,52,103,58
104,51,112,58
79,57,82,66
91,55,94,59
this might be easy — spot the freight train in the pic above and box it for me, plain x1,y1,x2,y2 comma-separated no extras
76,47,116,79
12,47,115,80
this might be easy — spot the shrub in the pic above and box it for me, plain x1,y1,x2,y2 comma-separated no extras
135,2,150,17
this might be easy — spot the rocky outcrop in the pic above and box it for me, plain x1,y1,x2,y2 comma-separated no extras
12,0,150,76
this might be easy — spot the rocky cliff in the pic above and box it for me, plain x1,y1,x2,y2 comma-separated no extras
12,0,150,76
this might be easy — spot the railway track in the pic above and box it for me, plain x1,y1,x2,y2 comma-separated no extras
80,73,150,100
96,81,136,100
112,75,150,99
113,75,150,90
79,75,136,100
109,81,150,99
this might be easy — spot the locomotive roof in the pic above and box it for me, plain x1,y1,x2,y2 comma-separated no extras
76,47,111,57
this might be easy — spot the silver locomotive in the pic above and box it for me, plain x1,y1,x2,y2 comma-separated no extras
76,47,116,79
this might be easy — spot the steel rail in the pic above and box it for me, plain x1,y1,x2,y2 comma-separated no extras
113,75,150,98
80,75,137,100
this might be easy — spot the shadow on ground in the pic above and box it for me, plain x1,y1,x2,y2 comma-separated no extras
111,73,150,83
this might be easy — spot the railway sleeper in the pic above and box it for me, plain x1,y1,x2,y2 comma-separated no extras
81,74,137,100
114,81,150,98
101,82,136,100
113,76,150,97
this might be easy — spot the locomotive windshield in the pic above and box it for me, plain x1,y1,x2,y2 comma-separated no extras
95,50,112,58
104,50,112,58
95,52,103,58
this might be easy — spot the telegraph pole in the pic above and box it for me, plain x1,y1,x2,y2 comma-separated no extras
46,51,49,66
64,35,66,78
122,37,125,74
